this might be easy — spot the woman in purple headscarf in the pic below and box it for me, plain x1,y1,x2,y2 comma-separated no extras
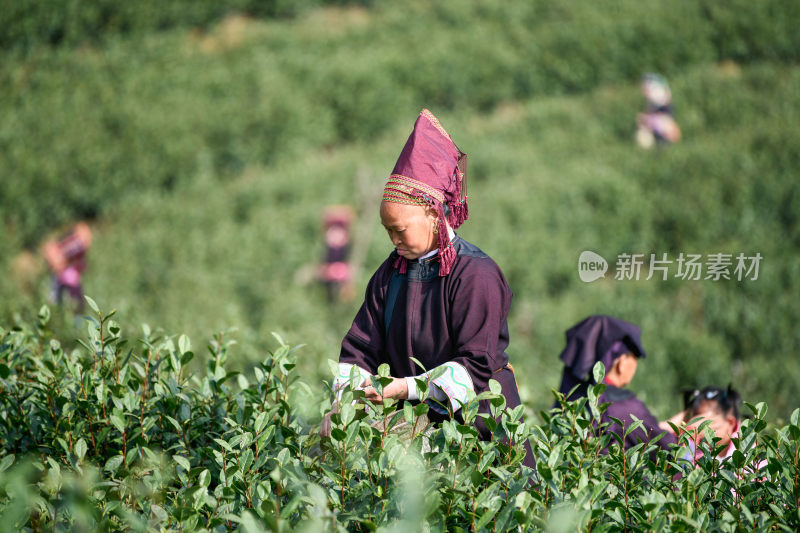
326,109,534,470
556,315,677,454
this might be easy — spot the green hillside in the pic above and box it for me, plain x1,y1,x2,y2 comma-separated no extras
2,0,799,422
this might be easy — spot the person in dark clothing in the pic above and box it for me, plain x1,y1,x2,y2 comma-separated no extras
325,109,534,470
556,315,677,454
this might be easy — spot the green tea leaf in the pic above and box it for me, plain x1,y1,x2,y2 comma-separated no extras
104,455,124,474
85,296,100,314
74,438,87,461
173,455,191,472
110,414,126,433
178,334,191,355
0,455,15,473
592,361,605,384
396,401,412,425
254,412,269,434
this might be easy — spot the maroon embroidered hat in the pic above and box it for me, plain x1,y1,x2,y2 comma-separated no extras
383,109,468,275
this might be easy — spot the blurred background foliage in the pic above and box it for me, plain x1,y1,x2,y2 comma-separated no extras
2,0,798,420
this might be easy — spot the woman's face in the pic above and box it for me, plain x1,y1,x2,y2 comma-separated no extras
685,402,738,452
614,353,638,387
380,201,439,260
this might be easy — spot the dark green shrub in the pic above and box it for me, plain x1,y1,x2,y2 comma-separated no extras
0,0,319,51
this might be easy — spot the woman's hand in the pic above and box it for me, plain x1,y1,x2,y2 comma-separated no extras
659,409,687,434
321,377,409,437
362,377,408,403
319,402,339,437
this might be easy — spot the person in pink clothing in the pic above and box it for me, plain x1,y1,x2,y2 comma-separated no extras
319,206,355,304
635,73,681,149
43,222,93,312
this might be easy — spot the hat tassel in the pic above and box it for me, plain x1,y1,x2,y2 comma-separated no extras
449,197,469,229
437,206,456,276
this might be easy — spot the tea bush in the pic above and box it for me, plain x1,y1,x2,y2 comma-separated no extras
1,303,798,531
2,0,799,456
0,0,327,51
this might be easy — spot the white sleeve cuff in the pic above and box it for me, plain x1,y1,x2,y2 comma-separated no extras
407,362,474,412
406,376,419,401
334,363,372,400
429,362,474,411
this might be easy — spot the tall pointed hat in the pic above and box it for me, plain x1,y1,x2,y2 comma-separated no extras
383,109,468,276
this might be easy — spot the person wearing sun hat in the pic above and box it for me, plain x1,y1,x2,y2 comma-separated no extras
327,109,534,469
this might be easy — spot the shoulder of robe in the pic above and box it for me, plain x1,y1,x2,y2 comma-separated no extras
453,237,489,260
453,239,506,274
603,385,636,403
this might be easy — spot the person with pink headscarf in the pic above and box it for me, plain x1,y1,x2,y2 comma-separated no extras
327,109,534,470
43,222,92,312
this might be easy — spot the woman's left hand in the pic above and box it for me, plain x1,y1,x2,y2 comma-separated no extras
362,377,408,403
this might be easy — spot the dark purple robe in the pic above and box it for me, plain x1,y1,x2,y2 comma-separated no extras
600,385,677,459
340,236,533,467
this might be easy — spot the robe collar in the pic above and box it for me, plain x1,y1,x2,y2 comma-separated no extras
417,227,456,262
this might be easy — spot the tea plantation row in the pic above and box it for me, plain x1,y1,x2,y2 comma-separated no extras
1,303,798,531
